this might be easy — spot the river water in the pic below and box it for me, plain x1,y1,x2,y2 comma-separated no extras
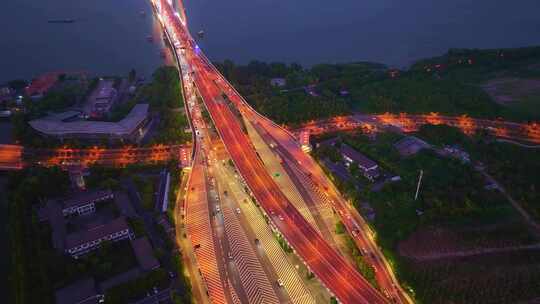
185,0,540,67
2,0,540,83
0,0,166,83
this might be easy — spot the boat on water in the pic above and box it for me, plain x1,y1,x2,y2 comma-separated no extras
48,19,75,23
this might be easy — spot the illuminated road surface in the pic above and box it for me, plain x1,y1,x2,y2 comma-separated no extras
152,0,389,302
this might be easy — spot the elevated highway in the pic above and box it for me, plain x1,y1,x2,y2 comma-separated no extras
292,113,540,144
152,0,388,302
0,144,191,170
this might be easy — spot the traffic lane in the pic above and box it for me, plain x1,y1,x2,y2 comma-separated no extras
173,16,386,302
193,48,388,300
197,81,385,303
195,57,368,294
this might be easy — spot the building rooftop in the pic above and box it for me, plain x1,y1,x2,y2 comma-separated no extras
65,216,129,250
340,144,378,170
62,189,113,209
29,104,148,137
113,191,137,218
55,278,99,304
270,78,286,87
25,72,61,97
394,136,430,156
317,137,340,148
95,80,115,100
39,200,66,251
131,237,160,271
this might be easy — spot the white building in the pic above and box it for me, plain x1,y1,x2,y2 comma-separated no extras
341,144,380,181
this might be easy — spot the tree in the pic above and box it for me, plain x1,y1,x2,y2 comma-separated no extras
128,69,137,83
8,79,28,91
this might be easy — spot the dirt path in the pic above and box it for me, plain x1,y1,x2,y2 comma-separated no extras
496,138,540,149
475,166,540,239
404,243,540,261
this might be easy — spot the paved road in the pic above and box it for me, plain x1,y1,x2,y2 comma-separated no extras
154,1,389,301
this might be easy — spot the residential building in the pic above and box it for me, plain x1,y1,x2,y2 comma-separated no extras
304,84,319,97
86,79,118,118
316,137,340,148
37,200,66,251
394,136,430,157
61,190,114,217
131,237,160,271
25,72,62,98
55,278,102,304
443,145,470,163
270,78,286,87
113,191,137,218
0,86,14,102
340,144,380,181
98,268,142,293
65,217,134,258
157,215,175,236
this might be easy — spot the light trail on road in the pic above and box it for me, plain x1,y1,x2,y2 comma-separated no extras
152,0,389,302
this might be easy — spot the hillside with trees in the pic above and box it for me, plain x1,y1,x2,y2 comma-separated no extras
215,46,540,125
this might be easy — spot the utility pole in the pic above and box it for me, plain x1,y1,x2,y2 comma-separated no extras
414,170,424,201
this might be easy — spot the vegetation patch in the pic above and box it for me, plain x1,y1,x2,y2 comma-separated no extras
400,250,540,304
312,128,539,303
104,268,168,304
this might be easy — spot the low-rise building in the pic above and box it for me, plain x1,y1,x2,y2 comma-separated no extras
443,145,470,163
114,191,137,218
157,170,171,213
61,190,114,217
0,86,14,102
340,144,380,181
316,137,340,148
55,278,102,304
131,237,160,271
29,104,150,143
65,217,134,258
86,79,118,118
270,78,286,87
38,200,66,251
25,72,62,99
394,136,430,157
